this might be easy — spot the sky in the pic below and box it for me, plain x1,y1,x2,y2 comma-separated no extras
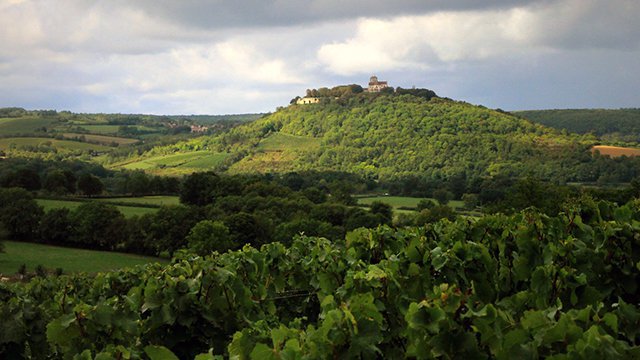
0,0,638,115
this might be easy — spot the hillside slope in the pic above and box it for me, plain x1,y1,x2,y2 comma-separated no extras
198,93,592,182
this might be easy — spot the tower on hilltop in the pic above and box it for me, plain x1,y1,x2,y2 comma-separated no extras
367,75,389,92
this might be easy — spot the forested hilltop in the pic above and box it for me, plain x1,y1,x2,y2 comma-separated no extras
127,88,640,188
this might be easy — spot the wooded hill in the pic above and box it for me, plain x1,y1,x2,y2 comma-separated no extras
516,108,640,143
128,90,630,186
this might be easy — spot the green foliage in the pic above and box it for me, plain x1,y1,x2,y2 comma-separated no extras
77,173,104,196
70,202,126,249
368,201,393,225
517,108,640,141
414,205,456,224
0,223,6,253
416,198,437,211
0,187,43,239
2,203,640,357
186,93,606,187
432,188,453,205
187,220,233,256
462,193,479,210
0,167,41,191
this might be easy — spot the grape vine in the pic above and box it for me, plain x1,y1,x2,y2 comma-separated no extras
2,201,640,358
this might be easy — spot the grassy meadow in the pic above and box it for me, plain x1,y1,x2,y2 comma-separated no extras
0,116,58,134
36,198,160,217
356,195,465,210
94,195,180,207
226,133,321,174
120,151,230,174
62,133,140,146
0,137,112,151
78,124,159,134
0,241,166,275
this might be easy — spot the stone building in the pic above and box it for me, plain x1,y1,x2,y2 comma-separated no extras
366,75,389,92
296,97,320,105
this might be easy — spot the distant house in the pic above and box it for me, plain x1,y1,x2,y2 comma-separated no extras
366,75,389,92
296,97,320,105
190,125,209,133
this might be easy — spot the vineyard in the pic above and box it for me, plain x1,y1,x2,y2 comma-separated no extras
2,201,640,358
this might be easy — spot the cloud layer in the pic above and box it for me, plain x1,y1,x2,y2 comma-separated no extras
0,0,638,113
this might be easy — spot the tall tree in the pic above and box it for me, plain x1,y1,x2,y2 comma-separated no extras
187,220,233,256
0,188,43,240
77,173,104,196
70,202,126,249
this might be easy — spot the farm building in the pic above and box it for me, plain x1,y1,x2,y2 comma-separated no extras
296,97,320,105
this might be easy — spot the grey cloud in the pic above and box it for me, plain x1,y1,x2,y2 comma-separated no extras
1,0,638,114
522,0,640,50
122,0,545,29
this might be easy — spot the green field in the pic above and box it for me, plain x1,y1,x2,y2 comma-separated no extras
80,124,159,134
0,241,166,275
257,132,321,151
36,199,159,217
122,151,229,173
94,195,180,207
62,133,139,146
0,116,58,134
357,196,465,210
76,125,120,134
0,137,111,151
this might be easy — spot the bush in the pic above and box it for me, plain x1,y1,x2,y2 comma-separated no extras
187,220,234,256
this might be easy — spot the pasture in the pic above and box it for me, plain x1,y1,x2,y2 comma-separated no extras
121,151,229,174
94,195,180,207
62,133,139,146
0,116,58,134
0,241,166,275
0,137,111,151
357,195,465,210
592,145,640,158
36,199,159,218
227,133,320,173
78,124,160,134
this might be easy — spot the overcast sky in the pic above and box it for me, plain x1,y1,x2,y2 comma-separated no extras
0,0,638,114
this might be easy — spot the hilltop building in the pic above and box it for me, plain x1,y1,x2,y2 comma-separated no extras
296,97,320,105
366,75,389,92
295,76,391,105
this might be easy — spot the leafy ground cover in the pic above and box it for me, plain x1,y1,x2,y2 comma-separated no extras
2,203,640,358
256,132,321,151
0,241,165,275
